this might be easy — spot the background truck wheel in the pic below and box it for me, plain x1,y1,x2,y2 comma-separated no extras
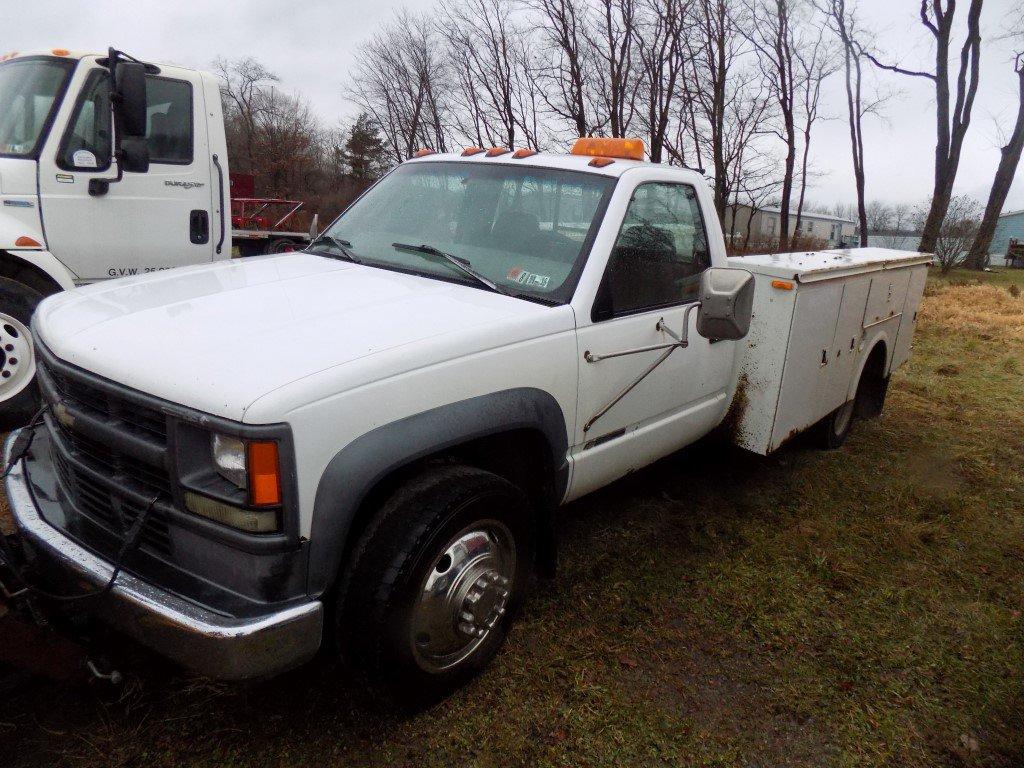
0,278,44,430
265,238,297,254
335,464,534,708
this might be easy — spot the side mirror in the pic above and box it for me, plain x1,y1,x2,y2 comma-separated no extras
119,137,150,173
113,61,148,137
696,268,755,341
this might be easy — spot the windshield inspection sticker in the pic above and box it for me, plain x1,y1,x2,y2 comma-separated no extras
507,267,551,289
72,150,98,168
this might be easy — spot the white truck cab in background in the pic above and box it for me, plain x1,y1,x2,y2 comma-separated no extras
0,48,230,425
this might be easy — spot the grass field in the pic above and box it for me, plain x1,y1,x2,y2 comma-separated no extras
1,268,1022,767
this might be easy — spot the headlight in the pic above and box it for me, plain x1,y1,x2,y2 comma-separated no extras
211,433,246,488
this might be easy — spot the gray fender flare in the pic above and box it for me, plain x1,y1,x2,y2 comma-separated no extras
307,387,569,596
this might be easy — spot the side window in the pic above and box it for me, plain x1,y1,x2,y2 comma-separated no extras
145,77,192,164
58,71,112,171
595,182,710,319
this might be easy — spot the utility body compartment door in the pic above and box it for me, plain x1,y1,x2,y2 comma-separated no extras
819,277,871,417
36,62,217,281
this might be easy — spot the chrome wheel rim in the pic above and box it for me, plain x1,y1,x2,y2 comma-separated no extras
0,313,35,403
410,519,516,674
834,400,855,436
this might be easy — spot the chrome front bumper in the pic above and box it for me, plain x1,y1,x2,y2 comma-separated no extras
3,431,323,680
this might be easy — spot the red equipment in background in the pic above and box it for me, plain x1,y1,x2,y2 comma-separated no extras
228,173,316,256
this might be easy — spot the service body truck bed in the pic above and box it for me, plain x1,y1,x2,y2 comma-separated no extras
2,139,930,704
729,248,931,454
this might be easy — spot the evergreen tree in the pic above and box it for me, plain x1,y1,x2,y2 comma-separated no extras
342,113,387,181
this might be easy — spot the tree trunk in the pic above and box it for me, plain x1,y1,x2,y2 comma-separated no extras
918,0,983,254
967,58,1024,268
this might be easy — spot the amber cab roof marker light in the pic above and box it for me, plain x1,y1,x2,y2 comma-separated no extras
512,148,538,159
15,236,42,248
412,148,436,158
571,137,645,161
51,48,70,57
485,147,511,157
588,157,615,168
461,147,485,157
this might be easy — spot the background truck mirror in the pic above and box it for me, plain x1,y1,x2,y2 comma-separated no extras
696,268,755,341
119,137,150,173
113,61,148,138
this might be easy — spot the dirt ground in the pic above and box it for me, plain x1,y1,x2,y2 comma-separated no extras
1,268,1022,767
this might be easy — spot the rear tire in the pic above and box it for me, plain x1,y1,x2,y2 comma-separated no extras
819,399,855,449
0,278,44,430
334,464,533,708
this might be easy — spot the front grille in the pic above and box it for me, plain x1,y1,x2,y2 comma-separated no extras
53,448,172,555
37,348,175,558
54,421,171,495
43,361,168,440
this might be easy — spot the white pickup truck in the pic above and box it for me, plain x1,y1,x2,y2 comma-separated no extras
1,138,929,705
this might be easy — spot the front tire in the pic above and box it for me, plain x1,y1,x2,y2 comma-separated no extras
0,278,44,430
335,464,533,707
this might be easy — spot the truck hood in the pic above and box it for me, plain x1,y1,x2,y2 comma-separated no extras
35,254,560,422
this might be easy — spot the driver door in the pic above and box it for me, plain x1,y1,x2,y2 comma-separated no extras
37,65,216,281
568,181,734,500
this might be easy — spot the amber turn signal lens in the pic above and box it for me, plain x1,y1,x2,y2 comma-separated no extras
14,236,41,248
771,280,795,291
247,441,282,506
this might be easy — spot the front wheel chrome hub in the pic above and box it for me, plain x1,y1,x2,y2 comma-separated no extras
410,520,516,673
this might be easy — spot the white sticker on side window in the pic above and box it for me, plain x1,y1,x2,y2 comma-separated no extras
72,150,98,168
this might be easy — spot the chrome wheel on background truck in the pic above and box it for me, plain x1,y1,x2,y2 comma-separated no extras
0,277,44,430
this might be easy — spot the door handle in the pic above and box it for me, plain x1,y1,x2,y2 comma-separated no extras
190,209,210,244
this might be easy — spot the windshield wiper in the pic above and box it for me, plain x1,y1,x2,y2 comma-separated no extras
392,242,510,296
307,234,361,264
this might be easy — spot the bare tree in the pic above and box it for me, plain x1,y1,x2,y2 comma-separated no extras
793,23,837,235
967,50,1024,267
634,0,693,162
585,0,642,137
215,57,280,176
347,10,451,163
927,194,981,272
866,0,984,254
688,0,757,219
819,0,870,246
439,0,540,150
527,0,595,137
739,0,799,250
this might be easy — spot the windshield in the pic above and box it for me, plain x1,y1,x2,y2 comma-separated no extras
0,57,75,158
318,161,616,303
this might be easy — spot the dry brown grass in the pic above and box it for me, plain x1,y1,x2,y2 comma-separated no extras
920,280,1024,342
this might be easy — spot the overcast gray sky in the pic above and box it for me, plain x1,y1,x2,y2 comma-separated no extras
4,0,1022,212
